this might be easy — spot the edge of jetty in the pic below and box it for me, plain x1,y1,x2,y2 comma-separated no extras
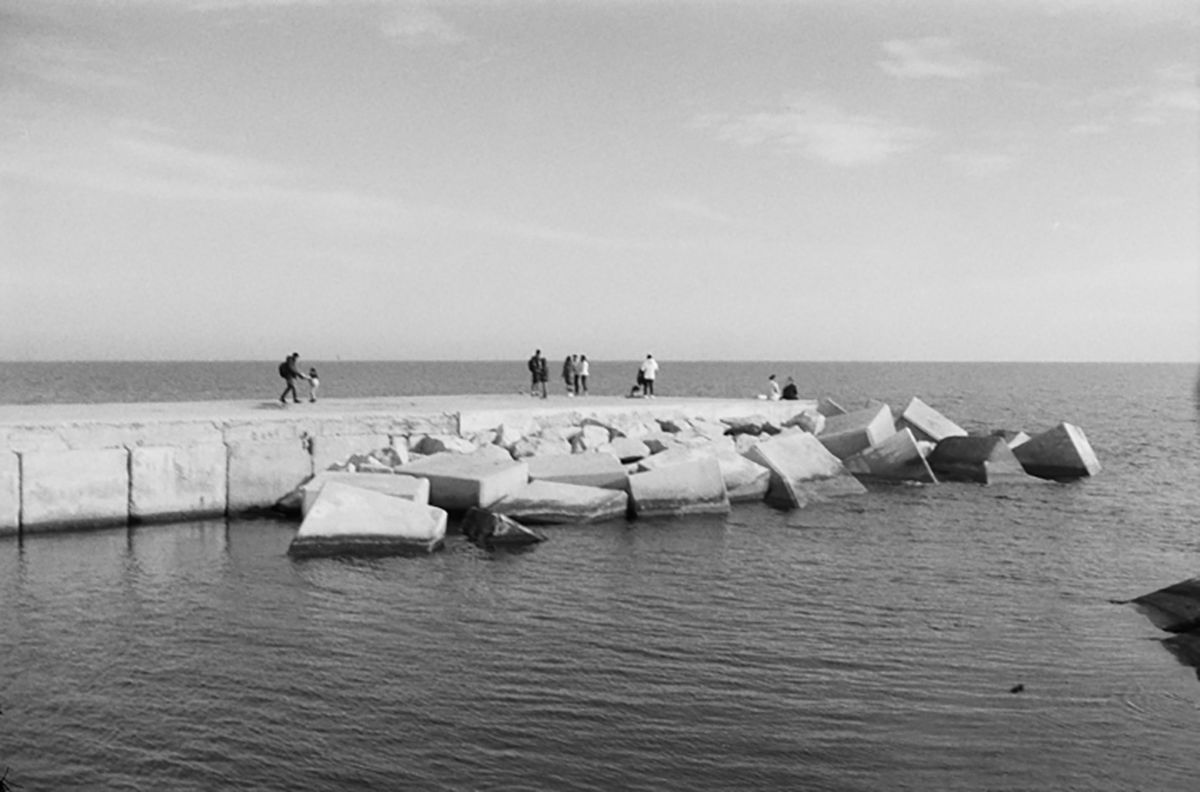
0,394,816,535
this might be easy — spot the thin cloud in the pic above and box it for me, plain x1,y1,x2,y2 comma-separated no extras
704,97,930,167
879,37,1002,80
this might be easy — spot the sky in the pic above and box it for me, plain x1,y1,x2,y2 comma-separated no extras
0,0,1196,362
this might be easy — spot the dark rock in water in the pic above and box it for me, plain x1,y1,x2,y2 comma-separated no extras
1011,422,1101,480
928,435,1026,484
1161,632,1200,677
1009,683,1025,694
1128,576,1200,634
461,507,545,547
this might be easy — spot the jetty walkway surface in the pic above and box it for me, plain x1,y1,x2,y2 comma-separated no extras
0,394,815,536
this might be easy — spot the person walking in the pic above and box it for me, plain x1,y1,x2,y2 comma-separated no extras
562,354,577,397
640,354,659,397
577,354,589,395
278,353,307,405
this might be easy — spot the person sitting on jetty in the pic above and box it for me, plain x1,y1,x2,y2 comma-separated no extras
768,374,781,401
781,377,799,401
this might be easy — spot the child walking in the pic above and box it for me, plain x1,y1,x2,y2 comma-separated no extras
307,367,320,402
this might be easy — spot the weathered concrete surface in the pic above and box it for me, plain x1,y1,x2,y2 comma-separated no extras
460,507,545,547
311,433,392,472
745,431,864,507
928,436,1027,484
526,452,629,491
0,451,18,536
130,443,228,523
899,397,967,443
300,471,430,516
844,428,937,483
397,453,529,512
289,481,447,556
492,480,628,524
1011,422,1101,480
628,457,730,518
227,438,313,513
818,404,896,460
638,444,770,503
21,448,130,531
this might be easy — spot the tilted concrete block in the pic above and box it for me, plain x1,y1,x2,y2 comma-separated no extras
418,434,478,455
21,448,129,531
899,397,968,443
602,437,652,463
1011,422,1100,480
227,438,313,513
527,452,628,491
301,471,430,516
818,404,896,460
629,456,730,518
0,451,18,536
130,443,228,523
844,428,937,483
928,435,1027,484
397,454,529,512
289,482,446,556
745,431,863,508
492,479,628,524
1125,576,1200,634
639,445,769,503
461,507,545,547
311,433,391,472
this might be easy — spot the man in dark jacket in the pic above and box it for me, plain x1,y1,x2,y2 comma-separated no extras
279,353,307,405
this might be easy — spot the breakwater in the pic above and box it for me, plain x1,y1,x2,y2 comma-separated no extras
0,395,815,536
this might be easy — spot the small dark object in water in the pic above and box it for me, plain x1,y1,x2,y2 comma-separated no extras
1,766,20,791
1009,683,1025,694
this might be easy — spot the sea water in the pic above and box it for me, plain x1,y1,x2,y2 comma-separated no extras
0,361,1198,790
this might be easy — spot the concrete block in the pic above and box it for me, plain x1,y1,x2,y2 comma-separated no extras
461,507,545,547
745,431,863,508
470,444,515,463
817,397,847,417
492,480,628,524
227,438,313,513
899,397,968,443
782,409,825,435
629,457,730,518
301,471,430,516
289,482,447,556
818,404,896,460
527,453,628,491
574,424,611,451
1126,576,1200,634
311,433,391,472
0,451,18,536
928,435,1027,484
130,444,228,523
512,436,572,459
1011,422,1101,480
418,434,477,455
397,454,529,512
21,448,129,531
602,437,652,463
844,428,937,483
639,445,769,503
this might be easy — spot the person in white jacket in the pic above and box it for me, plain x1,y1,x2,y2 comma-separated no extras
639,354,659,397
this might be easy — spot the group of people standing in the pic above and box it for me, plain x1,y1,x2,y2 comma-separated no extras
527,350,590,398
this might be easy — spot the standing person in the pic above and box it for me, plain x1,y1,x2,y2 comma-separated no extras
278,353,306,405
767,374,781,401
562,354,577,397
536,352,549,398
307,367,320,402
640,354,659,397
577,354,589,395
528,349,545,398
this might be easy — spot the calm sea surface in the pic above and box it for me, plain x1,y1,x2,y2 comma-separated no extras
1,361,1199,790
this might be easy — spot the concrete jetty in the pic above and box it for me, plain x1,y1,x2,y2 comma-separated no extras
0,395,816,536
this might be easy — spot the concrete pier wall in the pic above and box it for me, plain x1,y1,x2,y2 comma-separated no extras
0,395,814,536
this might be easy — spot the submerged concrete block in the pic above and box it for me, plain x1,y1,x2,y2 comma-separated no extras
899,397,968,443
461,507,545,547
0,451,18,536
844,428,937,483
21,448,130,531
397,454,529,512
818,404,896,460
300,471,430,516
227,438,313,513
639,445,769,503
628,457,730,518
1011,422,1101,480
928,436,1026,484
745,431,864,507
288,482,447,556
527,452,628,491
493,480,628,524
1127,576,1200,633
130,443,228,523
